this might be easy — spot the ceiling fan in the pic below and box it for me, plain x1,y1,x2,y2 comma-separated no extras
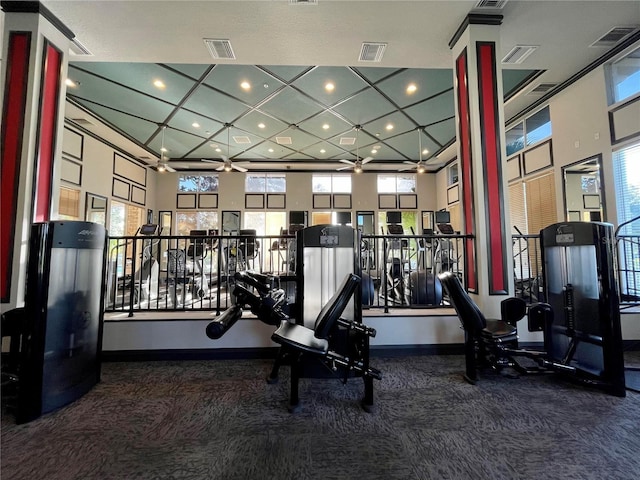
146,125,176,172
399,128,427,174
200,123,250,172
337,126,372,173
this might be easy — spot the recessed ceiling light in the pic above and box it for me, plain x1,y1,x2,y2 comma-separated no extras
371,149,377,154
215,148,222,153
320,149,326,154
385,124,394,131
258,123,266,129
240,81,251,90
65,78,79,88
192,122,200,128
153,79,165,89
422,149,429,155
325,82,335,92
263,83,269,88
322,124,330,130
375,133,380,137
407,83,417,94
160,147,168,152
210,143,218,148
268,148,274,153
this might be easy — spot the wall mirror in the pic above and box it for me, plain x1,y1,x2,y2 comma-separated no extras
562,155,605,222
85,193,107,226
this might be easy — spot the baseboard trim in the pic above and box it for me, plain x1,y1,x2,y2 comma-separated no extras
100,339,640,363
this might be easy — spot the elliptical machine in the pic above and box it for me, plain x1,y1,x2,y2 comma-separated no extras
132,224,161,303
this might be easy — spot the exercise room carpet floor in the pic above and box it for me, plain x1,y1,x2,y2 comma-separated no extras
2,354,640,480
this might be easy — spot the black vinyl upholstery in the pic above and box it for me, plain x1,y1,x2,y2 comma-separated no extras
272,273,360,355
438,271,486,333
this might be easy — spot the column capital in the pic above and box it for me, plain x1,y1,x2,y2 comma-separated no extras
1,1,75,40
449,13,503,49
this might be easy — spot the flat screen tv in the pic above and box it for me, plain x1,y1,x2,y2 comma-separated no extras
289,211,306,226
336,211,352,225
435,210,450,225
386,211,402,224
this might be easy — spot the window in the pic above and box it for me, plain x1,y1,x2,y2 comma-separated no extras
178,174,218,192
448,163,459,185
57,187,80,220
312,174,351,193
243,211,287,236
377,211,418,234
176,211,219,236
245,173,286,192
614,143,640,235
506,106,552,156
109,200,145,236
377,174,416,193
608,46,640,105
525,107,552,146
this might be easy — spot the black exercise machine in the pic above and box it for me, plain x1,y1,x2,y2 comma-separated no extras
438,221,627,397
206,225,381,412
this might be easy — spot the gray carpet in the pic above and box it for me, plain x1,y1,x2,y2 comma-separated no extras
2,354,640,480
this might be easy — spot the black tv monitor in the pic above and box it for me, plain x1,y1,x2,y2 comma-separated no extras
387,224,404,235
139,224,159,236
289,211,306,226
435,210,450,224
336,211,352,225
386,211,402,224
190,229,207,236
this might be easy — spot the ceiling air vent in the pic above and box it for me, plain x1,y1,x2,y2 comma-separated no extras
502,45,538,64
70,117,95,126
233,136,251,144
359,42,387,63
289,0,318,4
70,37,92,56
474,0,508,9
203,39,236,60
527,83,557,95
340,137,356,146
590,26,639,48
276,137,292,145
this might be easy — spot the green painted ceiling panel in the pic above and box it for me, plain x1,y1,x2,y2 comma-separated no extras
74,99,158,148
233,110,289,139
354,67,405,85
258,86,324,125
148,127,207,160
363,111,416,140
503,69,538,98
297,110,354,140
182,84,251,123
404,90,455,127
424,117,457,147
68,68,175,125
204,65,285,105
168,108,224,139
331,88,396,125
70,63,197,105
291,66,369,108
164,63,211,80
261,65,312,83
376,69,454,108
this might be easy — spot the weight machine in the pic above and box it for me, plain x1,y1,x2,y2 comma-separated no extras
439,221,627,397
206,225,381,412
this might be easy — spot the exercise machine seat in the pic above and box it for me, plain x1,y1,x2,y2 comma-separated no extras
481,319,517,341
270,322,330,355
271,273,360,355
439,271,516,341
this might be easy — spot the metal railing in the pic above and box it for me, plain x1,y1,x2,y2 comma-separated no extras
511,233,544,304
616,215,640,310
103,228,640,316
104,231,470,315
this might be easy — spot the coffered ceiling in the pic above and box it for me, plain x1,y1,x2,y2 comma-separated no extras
6,1,637,172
